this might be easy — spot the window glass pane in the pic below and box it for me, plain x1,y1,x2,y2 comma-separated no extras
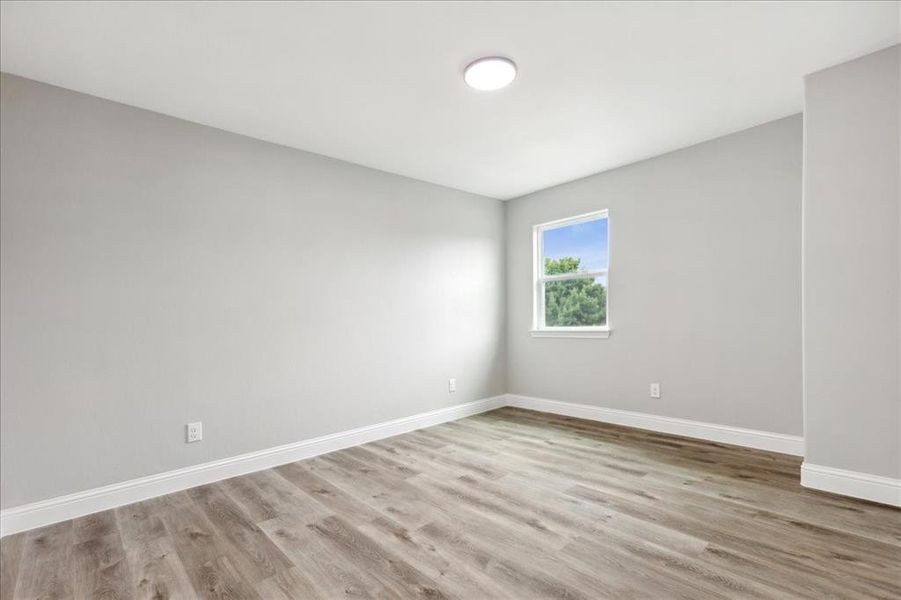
544,274,607,327
543,217,608,275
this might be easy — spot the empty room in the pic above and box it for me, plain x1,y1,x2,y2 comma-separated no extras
1,1,899,598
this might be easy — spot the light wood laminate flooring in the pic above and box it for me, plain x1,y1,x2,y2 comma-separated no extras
2,407,899,599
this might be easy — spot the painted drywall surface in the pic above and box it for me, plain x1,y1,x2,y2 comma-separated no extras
505,116,803,436
0,74,506,509
803,46,900,479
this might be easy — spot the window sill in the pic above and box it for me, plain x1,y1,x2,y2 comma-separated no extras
530,328,611,339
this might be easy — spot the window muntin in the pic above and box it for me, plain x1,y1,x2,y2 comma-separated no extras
533,211,609,332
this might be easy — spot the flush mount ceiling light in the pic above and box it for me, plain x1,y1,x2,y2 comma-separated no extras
463,57,517,91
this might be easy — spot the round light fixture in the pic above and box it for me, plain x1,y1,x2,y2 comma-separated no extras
463,57,517,91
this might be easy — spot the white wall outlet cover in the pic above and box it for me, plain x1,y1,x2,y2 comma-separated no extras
448,378,457,393
650,383,661,399
187,421,202,443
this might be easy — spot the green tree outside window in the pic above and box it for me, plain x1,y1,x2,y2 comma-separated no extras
544,257,606,327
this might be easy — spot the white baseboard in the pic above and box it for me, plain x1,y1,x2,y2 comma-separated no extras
0,395,506,537
0,392,817,538
506,394,805,456
16,390,901,537
801,462,901,507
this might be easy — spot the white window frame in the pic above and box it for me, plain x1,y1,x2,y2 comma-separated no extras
531,209,610,339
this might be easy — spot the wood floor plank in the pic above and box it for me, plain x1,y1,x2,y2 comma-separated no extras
566,482,900,599
3,406,899,599
254,566,319,600
308,515,448,599
124,533,195,600
12,520,74,600
512,448,896,580
242,469,332,525
71,532,132,600
407,480,633,597
186,482,292,582
342,445,420,479
273,461,393,526
0,533,26,600
311,454,443,530
115,501,167,547
72,511,118,546
218,476,280,524
417,517,614,599
157,503,259,599
257,516,396,599
355,516,517,599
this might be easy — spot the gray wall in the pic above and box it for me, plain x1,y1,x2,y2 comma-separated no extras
0,74,506,509
506,116,803,435
803,46,900,479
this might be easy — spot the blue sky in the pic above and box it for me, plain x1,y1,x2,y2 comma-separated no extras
543,217,608,272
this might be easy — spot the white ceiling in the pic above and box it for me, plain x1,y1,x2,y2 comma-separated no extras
1,1,898,199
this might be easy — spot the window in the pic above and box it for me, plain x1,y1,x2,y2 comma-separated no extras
532,210,610,338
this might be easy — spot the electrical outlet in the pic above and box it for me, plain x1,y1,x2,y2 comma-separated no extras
650,383,661,399
187,421,202,443
448,378,457,393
